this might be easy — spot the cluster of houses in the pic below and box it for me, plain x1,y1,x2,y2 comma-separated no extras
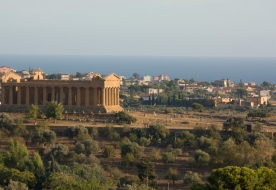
0,66,99,81
121,74,170,85
121,76,272,108
0,66,273,108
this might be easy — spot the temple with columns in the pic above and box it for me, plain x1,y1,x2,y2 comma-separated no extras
0,70,123,113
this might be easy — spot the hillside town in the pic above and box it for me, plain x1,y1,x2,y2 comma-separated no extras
0,66,274,109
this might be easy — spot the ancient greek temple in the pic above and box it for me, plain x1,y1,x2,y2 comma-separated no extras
0,71,123,113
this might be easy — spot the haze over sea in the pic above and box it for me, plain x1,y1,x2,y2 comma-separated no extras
1,55,276,85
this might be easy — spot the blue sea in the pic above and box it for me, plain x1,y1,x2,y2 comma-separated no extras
0,55,276,84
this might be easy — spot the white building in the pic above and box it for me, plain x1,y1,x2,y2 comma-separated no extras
60,74,70,80
143,75,152,82
145,88,164,94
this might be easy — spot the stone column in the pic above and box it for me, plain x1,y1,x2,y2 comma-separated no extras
114,87,117,105
77,87,81,106
93,88,97,106
59,86,63,104
85,87,89,106
115,88,118,105
9,86,13,105
117,87,120,105
34,86,38,105
26,86,30,105
17,86,21,105
112,88,115,106
110,88,113,106
108,88,112,106
43,86,47,105
1,86,5,105
102,87,105,106
51,87,55,101
68,87,72,106
105,88,108,106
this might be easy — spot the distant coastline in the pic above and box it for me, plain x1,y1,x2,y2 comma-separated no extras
1,55,276,84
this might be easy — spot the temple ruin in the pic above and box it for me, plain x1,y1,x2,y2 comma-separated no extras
0,70,123,113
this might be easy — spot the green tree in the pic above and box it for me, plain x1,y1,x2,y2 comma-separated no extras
196,136,212,150
261,81,272,87
123,153,135,168
182,131,196,147
121,141,144,167
46,144,69,162
223,117,245,131
107,166,123,187
0,113,13,134
5,180,28,190
45,101,64,123
3,139,29,170
13,119,29,139
133,73,140,80
136,160,157,188
64,125,89,142
0,167,36,188
255,167,276,189
207,166,258,190
246,132,270,145
162,152,175,164
183,171,202,187
192,103,204,111
31,129,56,146
149,148,162,163
166,167,178,186
139,137,151,146
81,139,100,155
25,104,41,120
76,154,100,165
236,88,248,98
194,150,210,166
43,172,78,190
253,123,263,132
103,145,115,158
32,152,44,172
147,124,170,145
115,111,137,124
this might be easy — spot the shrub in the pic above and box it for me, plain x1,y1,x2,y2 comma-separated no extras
115,111,137,124
139,137,151,146
31,129,56,145
183,171,202,187
194,150,210,166
192,103,204,111
75,139,99,155
64,125,89,141
162,152,175,164
164,108,173,114
166,168,178,186
25,104,41,120
0,113,13,133
45,101,64,122
103,145,115,158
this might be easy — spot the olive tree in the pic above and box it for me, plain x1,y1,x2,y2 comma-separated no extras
25,104,41,120
193,150,210,166
31,129,56,146
45,101,64,123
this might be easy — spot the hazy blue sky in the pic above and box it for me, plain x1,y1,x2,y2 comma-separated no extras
0,0,275,57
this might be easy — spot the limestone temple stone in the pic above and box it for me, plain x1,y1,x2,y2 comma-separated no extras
0,71,123,113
